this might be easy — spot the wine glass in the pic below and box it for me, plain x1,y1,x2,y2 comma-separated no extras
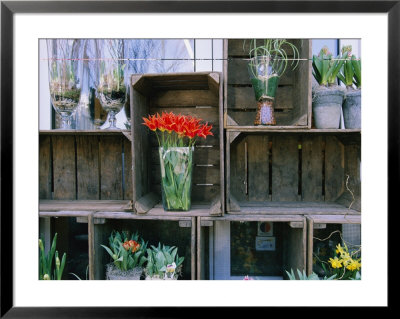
47,39,83,129
95,39,127,130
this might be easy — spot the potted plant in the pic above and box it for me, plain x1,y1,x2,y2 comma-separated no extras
142,112,213,211
101,230,147,280
143,243,185,280
246,39,300,125
312,46,346,129
39,233,66,280
338,45,361,129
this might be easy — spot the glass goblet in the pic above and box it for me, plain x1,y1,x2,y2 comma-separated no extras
96,59,127,130
48,58,82,129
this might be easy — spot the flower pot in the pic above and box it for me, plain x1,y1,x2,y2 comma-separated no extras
159,146,194,211
342,89,361,129
105,263,143,280
248,56,281,125
312,86,346,129
145,275,178,280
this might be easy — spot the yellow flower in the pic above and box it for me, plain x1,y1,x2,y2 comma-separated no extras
346,259,361,271
329,257,343,268
336,244,344,255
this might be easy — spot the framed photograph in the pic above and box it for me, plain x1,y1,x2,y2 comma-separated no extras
1,0,396,316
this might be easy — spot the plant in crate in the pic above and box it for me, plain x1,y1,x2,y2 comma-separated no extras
39,233,66,280
101,231,147,280
314,239,361,280
143,243,185,280
338,45,361,129
246,39,300,125
312,46,346,129
143,112,213,211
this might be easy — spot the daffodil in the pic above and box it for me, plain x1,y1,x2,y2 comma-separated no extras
336,243,344,255
329,257,343,268
346,259,361,271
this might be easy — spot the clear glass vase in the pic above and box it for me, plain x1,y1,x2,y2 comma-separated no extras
248,56,282,125
159,146,194,211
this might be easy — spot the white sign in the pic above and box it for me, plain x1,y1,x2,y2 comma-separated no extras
255,236,276,251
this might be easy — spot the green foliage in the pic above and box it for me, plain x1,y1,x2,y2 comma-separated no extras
39,233,67,280
312,46,345,86
337,45,361,89
337,46,354,88
101,230,147,272
285,268,336,280
246,39,300,78
352,56,361,89
144,242,185,279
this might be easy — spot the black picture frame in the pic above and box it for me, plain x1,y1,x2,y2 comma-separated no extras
1,1,396,317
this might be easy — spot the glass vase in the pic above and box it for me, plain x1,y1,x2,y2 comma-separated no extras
248,56,281,125
159,146,194,211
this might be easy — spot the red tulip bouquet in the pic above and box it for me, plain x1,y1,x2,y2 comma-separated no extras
143,112,213,211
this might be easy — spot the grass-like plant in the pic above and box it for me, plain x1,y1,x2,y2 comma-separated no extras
312,46,345,86
39,233,66,280
247,39,300,78
285,268,336,280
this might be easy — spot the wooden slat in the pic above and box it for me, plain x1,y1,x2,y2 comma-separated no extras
344,143,361,210
247,135,270,201
131,89,150,202
52,135,76,200
229,135,247,201
301,135,324,201
308,214,361,224
151,90,218,107
39,200,131,212
88,213,95,280
227,86,294,110
283,221,306,275
76,135,99,200
234,201,359,215
271,135,299,201
123,138,133,200
39,135,52,199
99,136,123,200
325,136,344,201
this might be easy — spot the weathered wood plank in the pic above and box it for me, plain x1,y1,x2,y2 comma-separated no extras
229,135,247,201
301,135,324,201
247,135,270,201
39,135,52,199
283,221,306,276
39,200,131,212
88,213,95,280
76,135,99,200
123,138,133,200
135,192,160,214
99,136,123,200
325,136,344,201
271,135,299,201
343,143,361,211
52,135,76,200
151,90,218,107
227,86,294,110
131,89,150,202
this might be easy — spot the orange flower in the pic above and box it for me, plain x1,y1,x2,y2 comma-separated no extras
128,240,140,253
122,241,130,251
142,114,157,131
197,123,213,139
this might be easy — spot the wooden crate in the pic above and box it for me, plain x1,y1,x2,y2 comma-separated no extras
306,214,361,276
226,130,361,214
39,130,132,203
198,215,306,280
90,213,196,280
224,39,312,129
39,213,90,280
130,72,224,216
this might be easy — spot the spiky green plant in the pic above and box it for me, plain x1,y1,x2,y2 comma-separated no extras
338,45,355,88
285,268,336,280
101,230,147,272
144,243,185,279
352,56,361,89
39,233,66,280
312,46,345,86
247,39,300,78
